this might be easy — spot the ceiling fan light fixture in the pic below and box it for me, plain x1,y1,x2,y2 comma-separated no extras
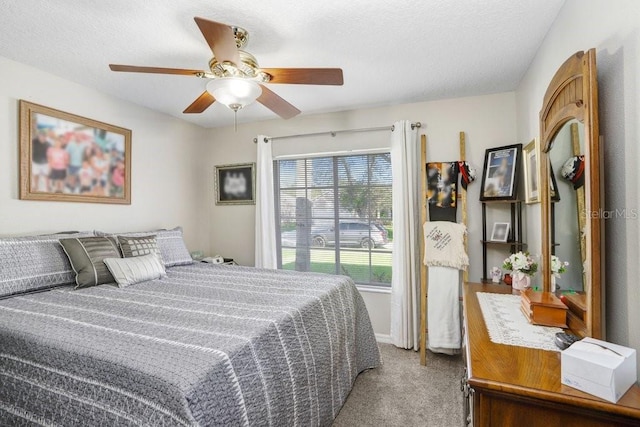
110,17,341,120
206,77,261,111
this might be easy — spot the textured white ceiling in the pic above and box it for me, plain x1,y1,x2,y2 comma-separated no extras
0,0,565,128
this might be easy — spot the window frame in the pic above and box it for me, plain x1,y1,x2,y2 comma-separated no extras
273,150,393,287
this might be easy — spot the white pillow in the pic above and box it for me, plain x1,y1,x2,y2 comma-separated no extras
103,253,166,288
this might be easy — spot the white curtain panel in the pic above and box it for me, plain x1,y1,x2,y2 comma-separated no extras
389,120,420,350
254,135,278,269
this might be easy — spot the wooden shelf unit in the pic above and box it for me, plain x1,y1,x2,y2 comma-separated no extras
481,200,525,282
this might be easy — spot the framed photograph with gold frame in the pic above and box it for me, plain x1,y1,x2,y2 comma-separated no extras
523,138,541,204
19,100,132,204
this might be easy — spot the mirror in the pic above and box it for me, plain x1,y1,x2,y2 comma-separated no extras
549,120,585,293
539,50,602,338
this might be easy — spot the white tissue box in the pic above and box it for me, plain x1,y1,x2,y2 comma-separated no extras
561,337,637,403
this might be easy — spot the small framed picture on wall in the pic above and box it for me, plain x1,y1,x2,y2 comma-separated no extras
215,163,255,205
479,144,522,201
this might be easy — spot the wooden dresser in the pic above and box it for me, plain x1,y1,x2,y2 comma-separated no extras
462,282,640,426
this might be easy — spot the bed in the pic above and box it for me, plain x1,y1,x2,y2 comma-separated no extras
0,231,380,426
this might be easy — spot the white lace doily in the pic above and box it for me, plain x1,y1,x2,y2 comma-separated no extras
476,292,562,352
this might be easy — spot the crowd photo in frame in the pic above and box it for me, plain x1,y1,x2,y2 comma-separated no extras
19,100,131,204
480,144,522,201
215,163,255,205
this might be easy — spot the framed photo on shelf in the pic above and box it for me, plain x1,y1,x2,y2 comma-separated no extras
215,163,255,205
480,144,522,201
523,138,540,204
490,222,511,242
19,100,132,204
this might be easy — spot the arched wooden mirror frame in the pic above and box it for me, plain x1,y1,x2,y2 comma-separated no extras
539,49,602,338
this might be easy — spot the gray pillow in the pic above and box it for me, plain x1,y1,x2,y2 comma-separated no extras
103,253,166,288
118,235,161,259
97,227,193,267
154,227,193,267
59,237,121,288
0,231,95,297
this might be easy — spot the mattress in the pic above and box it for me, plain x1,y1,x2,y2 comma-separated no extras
0,263,380,426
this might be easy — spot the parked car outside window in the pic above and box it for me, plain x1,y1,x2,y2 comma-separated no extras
311,220,388,249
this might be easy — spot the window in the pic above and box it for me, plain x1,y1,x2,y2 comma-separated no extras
275,153,392,287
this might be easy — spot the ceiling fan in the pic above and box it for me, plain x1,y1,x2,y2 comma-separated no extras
109,17,343,122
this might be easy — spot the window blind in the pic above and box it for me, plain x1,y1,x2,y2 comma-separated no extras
275,152,392,286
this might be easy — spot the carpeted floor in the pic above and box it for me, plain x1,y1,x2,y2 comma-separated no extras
333,343,465,426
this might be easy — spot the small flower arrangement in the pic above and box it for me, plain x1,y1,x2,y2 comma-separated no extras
551,255,569,277
502,251,538,279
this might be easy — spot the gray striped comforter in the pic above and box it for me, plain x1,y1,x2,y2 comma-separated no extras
0,264,380,426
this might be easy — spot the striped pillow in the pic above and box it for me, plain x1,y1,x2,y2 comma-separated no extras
103,253,166,288
59,237,121,288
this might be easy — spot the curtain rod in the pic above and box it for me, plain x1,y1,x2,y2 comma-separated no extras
252,122,421,143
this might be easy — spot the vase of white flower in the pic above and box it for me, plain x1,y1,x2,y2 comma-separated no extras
502,251,538,293
550,255,569,291
512,273,531,291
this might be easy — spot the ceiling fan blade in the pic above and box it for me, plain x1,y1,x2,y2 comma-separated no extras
257,85,301,119
109,64,203,76
194,17,240,65
261,68,344,85
183,91,216,114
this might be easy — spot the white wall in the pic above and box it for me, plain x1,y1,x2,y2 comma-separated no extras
0,56,211,254
208,92,518,335
515,0,640,367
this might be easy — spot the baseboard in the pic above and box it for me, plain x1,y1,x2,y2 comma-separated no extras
375,333,392,344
